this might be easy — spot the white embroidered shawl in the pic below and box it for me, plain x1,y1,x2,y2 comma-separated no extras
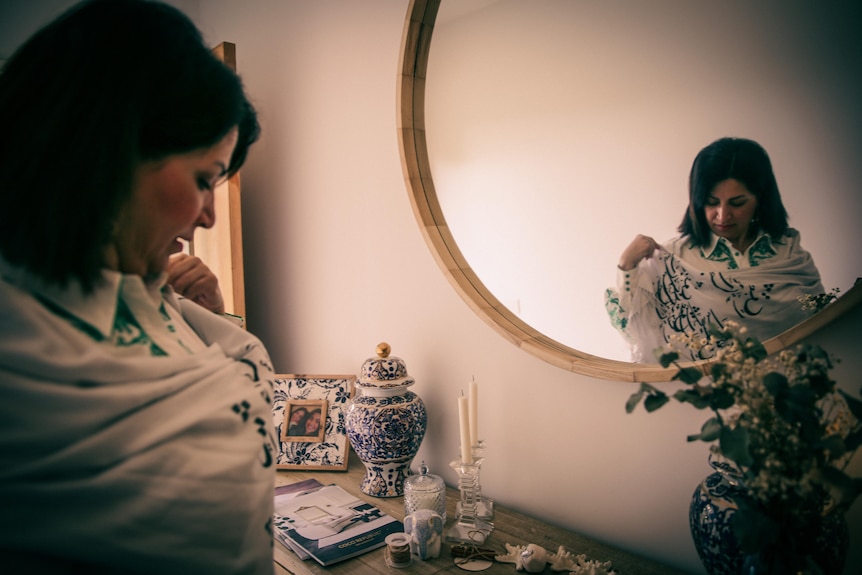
0,271,277,574
606,230,824,363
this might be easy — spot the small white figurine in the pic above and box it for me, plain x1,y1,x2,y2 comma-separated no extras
403,509,444,560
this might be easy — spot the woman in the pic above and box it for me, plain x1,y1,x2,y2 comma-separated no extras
606,137,824,362
301,409,323,437
0,1,275,573
287,407,309,436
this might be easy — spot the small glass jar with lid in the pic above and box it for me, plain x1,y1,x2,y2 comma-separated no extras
404,461,447,524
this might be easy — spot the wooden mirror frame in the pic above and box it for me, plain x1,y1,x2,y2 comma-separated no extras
396,0,862,382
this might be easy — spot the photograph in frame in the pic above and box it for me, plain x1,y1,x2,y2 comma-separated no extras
273,374,355,471
282,398,328,443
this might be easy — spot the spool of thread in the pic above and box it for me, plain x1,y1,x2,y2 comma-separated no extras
384,532,412,568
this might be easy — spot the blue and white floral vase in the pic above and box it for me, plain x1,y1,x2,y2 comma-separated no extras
345,342,427,498
689,457,849,575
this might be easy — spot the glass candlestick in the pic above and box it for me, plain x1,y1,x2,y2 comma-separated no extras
445,457,494,545
456,440,494,521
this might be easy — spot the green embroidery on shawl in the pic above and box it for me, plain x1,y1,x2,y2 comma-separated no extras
703,241,737,269
33,293,105,342
31,281,182,357
158,299,194,353
748,235,777,267
158,301,172,321
605,288,628,331
112,298,167,356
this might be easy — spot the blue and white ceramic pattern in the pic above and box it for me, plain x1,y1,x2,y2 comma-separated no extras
346,343,427,498
690,467,849,575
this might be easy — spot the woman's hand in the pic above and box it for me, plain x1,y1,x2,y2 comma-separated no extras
166,253,225,314
618,234,660,271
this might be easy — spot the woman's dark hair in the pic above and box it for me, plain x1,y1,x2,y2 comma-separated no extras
0,0,260,291
678,137,788,247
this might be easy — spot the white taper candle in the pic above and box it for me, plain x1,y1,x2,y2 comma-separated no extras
458,394,473,464
468,379,478,447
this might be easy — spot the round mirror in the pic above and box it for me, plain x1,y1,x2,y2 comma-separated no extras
397,0,862,382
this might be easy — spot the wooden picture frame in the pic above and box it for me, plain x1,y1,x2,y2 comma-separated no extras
273,374,355,471
282,398,328,443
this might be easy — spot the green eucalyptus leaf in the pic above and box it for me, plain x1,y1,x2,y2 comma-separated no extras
776,385,819,434
624,394,642,414
710,362,729,382
720,426,753,468
801,343,832,366
673,388,711,409
687,417,722,442
708,324,732,341
625,383,661,413
763,372,788,396
674,367,703,385
644,392,670,412
625,390,644,414
807,371,835,397
709,387,735,410
658,351,679,368
742,338,768,362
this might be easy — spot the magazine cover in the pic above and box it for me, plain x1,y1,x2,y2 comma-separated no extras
273,483,403,566
273,479,325,561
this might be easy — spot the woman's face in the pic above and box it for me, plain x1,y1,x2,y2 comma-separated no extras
305,412,321,433
704,178,758,250
290,409,306,424
110,128,238,278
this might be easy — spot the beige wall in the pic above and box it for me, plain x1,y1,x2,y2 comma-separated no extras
5,2,861,573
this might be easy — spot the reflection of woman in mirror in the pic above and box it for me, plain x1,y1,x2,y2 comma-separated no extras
606,137,824,362
287,407,309,436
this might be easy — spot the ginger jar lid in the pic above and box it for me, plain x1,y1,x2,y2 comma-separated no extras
357,342,415,391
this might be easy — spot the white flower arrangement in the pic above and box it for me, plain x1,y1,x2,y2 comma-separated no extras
627,321,862,557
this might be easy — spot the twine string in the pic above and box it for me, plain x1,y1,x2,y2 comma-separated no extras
384,532,412,568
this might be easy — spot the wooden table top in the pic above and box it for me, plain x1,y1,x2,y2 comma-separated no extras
272,451,686,575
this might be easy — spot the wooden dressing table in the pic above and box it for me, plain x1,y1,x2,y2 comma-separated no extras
273,451,686,575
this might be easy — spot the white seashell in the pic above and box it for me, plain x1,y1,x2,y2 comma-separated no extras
496,543,527,569
520,544,548,573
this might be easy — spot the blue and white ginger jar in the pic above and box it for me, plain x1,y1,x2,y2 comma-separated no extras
689,457,849,575
345,342,427,498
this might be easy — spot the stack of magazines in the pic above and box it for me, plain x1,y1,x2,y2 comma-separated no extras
273,479,403,567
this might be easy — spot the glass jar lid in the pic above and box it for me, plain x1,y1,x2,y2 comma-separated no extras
405,461,444,493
